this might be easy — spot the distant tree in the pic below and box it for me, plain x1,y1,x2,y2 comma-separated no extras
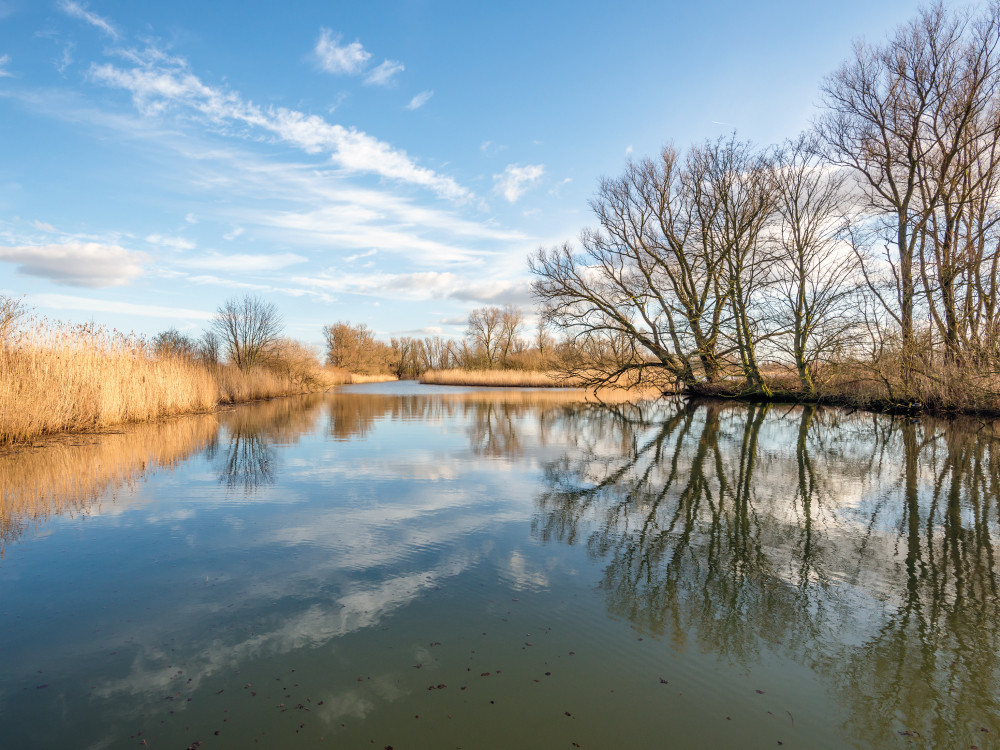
152,327,197,359
466,306,504,368
212,294,283,373
197,330,222,366
0,294,26,345
322,321,391,374
497,304,524,366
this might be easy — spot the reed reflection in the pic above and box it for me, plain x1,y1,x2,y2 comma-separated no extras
0,415,219,551
533,400,1000,746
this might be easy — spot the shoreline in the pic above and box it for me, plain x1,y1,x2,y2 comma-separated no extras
682,383,1000,421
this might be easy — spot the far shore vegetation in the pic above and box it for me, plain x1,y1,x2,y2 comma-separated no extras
6,4,1000,440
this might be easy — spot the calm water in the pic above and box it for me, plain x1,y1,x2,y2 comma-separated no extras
1,382,998,749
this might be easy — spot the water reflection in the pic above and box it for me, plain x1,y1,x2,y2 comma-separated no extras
212,395,326,492
0,394,329,548
534,399,1000,746
0,414,219,550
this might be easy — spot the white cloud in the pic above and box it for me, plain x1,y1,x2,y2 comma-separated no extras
364,60,404,86
548,177,572,196
31,293,211,320
180,251,307,272
222,226,244,241
345,248,377,262
0,242,146,287
625,144,633,156
405,90,434,110
184,213,198,224
493,164,544,203
0,54,12,78
59,1,119,39
298,270,530,304
314,29,370,75
146,233,195,251
89,49,469,200
31,220,57,232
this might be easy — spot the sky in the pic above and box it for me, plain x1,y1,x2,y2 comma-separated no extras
0,0,941,345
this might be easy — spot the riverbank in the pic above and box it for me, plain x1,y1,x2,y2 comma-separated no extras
0,324,397,446
686,365,1000,419
419,368,577,387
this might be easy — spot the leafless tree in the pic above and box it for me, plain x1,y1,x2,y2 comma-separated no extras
323,321,390,374
466,306,505,368
818,1,1000,355
770,135,861,393
212,294,283,373
0,294,26,345
152,328,197,359
692,135,777,393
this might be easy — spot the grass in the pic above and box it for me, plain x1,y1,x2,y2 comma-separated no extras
0,318,388,446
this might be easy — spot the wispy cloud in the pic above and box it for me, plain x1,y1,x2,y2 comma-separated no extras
146,233,195,251
89,48,469,200
314,29,370,75
345,248,377,262
405,90,434,110
364,59,404,86
298,270,530,305
0,53,12,78
59,1,119,39
31,293,211,320
222,226,244,241
0,242,146,287
493,164,544,203
180,251,307,272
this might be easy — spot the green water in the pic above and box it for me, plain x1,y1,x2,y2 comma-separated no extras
0,382,997,748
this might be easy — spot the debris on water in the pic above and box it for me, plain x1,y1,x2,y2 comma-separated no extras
36,684,48,689
564,711,572,717
545,672,551,676
755,690,765,694
659,678,668,684
429,642,441,647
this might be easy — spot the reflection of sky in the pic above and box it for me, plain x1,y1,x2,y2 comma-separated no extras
0,388,572,727
1,390,997,748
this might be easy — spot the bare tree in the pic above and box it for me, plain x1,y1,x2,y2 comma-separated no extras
323,321,390,374
818,1,1000,354
466,306,504,368
0,294,26,345
770,135,860,393
497,304,524,366
198,330,222,366
212,294,283,373
152,328,197,359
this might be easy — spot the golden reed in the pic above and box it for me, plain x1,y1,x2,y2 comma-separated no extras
0,318,384,445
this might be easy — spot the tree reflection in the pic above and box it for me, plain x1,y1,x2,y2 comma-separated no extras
534,400,1000,745
213,394,325,493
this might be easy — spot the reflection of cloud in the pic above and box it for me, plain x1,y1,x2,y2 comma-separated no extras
502,549,549,591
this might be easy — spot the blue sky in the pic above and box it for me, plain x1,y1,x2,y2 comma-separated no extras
0,0,935,345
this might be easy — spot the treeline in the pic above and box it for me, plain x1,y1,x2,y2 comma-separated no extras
531,2,1000,412
323,304,558,378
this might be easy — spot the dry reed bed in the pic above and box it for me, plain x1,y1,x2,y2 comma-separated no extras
420,368,580,388
0,319,345,446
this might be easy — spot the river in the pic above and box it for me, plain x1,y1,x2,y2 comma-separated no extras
1,382,997,748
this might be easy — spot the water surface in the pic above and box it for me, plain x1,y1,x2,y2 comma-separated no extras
1,383,998,748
